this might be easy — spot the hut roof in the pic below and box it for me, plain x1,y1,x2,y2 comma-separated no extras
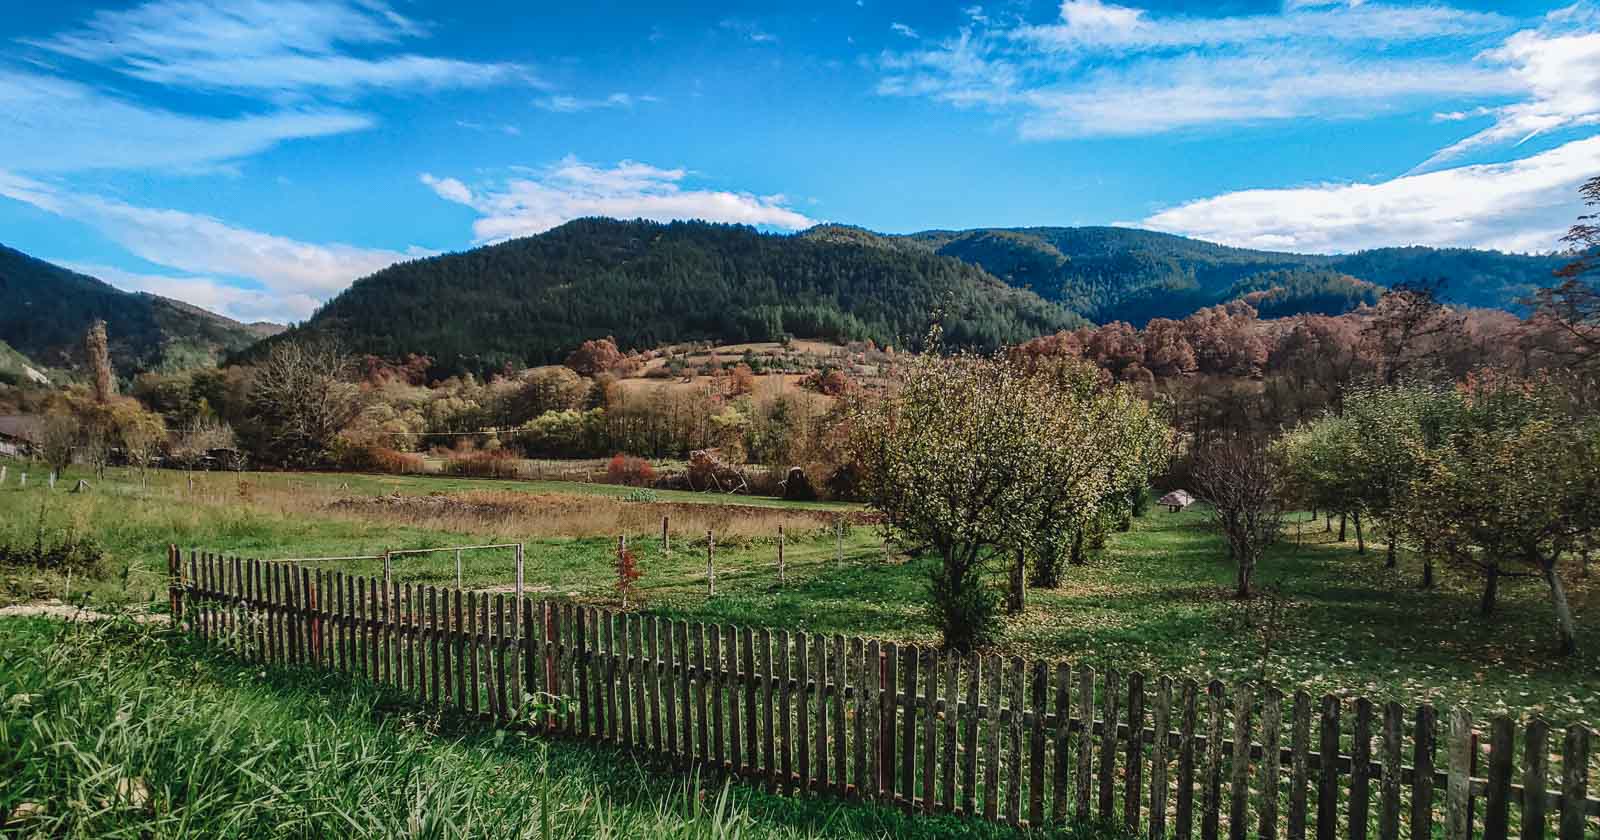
1157,489,1196,508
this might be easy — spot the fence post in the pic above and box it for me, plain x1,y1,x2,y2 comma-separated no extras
618,535,629,608
383,552,393,598
167,544,183,623
1,465,6,484
455,548,463,589
515,543,525,634
707,531,715,596
836,519,843,562
663,516,670,555
778,525,785,585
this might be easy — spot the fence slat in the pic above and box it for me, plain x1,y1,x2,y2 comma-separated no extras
1203,680,1225,840
1151,676,1173,840
778,628,792,794
369,577,380,680
854,637,869,800
1381,702,1402,840
632,615,647,747
1318,695,1341,840
983,653,1001,822
1179,679,1199,840
833,635,848,797
1029,660,1047,828
1261,687,1284,840
1127,672,1147,835
1290,691,1312,840
678,621,692,765
1448,708,1473,840
1351,699,1373,840
1523,718,1549,840
1481,717,1512,840
1078,666,1096,821
761,627,775,789
1411,705,1437,840
604,610,618,740
745,627,758,773
863,639,879,800
1055,663,1074,826
696,622,710,765
662,617,677,756
945,655,963,814
815,633,830,793
902,645,919,811
1558,724,1589,840
726,624,741,775
796,632,810,791
457,591,470,714
1230,683,1254,840
962,653,980,816
923,649,939,814
711,624,724,769
1006,656,1023,827
883,642,899,803
1102,668,1123,822
493,595,508,720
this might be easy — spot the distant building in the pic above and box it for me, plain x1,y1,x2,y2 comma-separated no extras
1157,489,1196,512
0,415,41,458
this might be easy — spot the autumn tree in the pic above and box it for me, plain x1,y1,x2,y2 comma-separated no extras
84,319,114,404
1528,175,1600,367
564,337,625,376
1399,374,1599,654
846,341,1057,651
1193,437,1285,598
247,339,360,467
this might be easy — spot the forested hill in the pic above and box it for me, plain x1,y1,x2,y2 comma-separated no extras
0,244,280,376
851,225,1565,325
278,218,1086,376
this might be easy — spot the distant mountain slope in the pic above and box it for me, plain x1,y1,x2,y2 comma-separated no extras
877,226,1564,324
0,339,51,387
0,244,279,376
275,218,1085,376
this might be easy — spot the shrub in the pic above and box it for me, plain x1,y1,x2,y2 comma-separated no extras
623,487,659,503
445,448,522,478
0,533,106,575
343,444,427,475
606,454,656,487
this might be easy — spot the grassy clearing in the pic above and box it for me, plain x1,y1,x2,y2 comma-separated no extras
2,458,1596,726
1,616,1130,838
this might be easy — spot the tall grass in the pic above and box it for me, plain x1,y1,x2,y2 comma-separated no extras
0,617,1121,839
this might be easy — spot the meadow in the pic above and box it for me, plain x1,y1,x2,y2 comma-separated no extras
2,456,1595,728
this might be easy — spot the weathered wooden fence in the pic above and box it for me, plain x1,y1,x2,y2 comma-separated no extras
167,547,1599,839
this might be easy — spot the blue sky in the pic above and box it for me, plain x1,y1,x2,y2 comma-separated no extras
2,0,1598,323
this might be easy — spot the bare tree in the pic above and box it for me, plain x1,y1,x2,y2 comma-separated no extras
1528,175,1600,367
38,410,78,475
248,339,360,467
1194,438,1285,599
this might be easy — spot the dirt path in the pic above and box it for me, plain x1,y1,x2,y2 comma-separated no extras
0,600,169,624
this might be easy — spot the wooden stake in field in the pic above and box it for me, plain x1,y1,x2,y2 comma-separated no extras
835,519,843,563
706,530,715,597
778,525,785,586
1,465,7,484
662,516,670,555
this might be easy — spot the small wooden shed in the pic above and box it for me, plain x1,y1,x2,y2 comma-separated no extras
1157,489,1195,512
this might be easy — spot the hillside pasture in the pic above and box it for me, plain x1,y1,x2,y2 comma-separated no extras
0,459,1595,725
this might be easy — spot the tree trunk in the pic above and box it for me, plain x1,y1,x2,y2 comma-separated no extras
1420,541,1435,589
1583,547,1592,580
1338,514,1346,542
1007,548,1026,615
1068,528,1085,566
1545,566,1578,656
1479,566,1499,617
1354,511,1365,554
1385,534,1397,569
1235,554,1254,599
1324,514,1332,533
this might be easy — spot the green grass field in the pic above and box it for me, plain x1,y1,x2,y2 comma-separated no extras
2,457,1595,729
3,617,1136,838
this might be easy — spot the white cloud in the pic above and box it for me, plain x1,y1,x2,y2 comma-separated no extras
1419,8,1600,167
1017,54,1519,139
0,69,371,173
890,22,921,39
57,262,318,323
455,120,521,136
420,157,816,243
534,93,659,113
0,171,423,314
27,0,534,96
1141,135,1600,254
875,1,1518,139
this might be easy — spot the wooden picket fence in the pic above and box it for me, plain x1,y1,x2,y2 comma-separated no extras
167,547,1599,839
